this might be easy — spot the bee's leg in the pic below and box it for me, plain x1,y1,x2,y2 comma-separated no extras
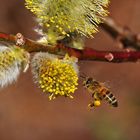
88,92,97,109
91,93,94,97
88,92,101,109
93,92,101,107
88,102,95,110
88,100,101,109
91,90,98,97
93,92,100,100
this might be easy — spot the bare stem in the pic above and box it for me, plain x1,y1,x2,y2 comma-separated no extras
101,17,140,50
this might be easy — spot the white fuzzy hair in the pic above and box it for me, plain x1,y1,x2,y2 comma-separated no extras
0,45,25,88
31,52,58,83
31,52,79,84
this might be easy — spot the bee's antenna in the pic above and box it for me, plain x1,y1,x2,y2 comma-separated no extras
80,73,86,79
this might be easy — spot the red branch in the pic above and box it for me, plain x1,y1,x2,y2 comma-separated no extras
0,32,140,63
59,45,140,62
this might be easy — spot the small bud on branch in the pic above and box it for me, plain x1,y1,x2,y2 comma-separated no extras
0,32,140,63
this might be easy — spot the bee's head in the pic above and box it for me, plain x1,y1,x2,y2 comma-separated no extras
83,77,93,87
80,74,98,88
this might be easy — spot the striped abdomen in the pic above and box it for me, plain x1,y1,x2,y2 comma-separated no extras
101,89,118,107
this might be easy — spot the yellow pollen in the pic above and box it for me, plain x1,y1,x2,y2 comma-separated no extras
36,54,79,100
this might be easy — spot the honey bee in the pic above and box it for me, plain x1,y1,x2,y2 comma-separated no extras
81,75,118,108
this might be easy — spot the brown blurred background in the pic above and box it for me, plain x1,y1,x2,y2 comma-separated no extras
0,0,140,140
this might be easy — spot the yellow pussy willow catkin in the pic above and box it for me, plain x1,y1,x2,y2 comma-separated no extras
25,0,109,44
31,53,79,100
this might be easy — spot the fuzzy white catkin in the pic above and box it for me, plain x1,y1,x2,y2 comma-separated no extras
0,44,30,88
